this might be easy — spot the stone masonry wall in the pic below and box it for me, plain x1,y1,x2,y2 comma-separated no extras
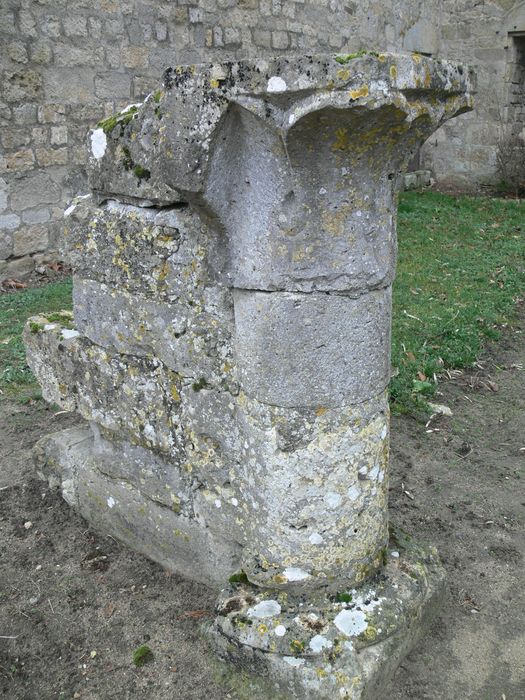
419,0,525,189
1,0,523,279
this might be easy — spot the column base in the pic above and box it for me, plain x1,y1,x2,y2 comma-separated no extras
209,528,445,700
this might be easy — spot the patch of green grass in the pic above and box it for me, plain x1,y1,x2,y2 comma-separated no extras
392,191,524,417
0,279,72,400
132,644,153,667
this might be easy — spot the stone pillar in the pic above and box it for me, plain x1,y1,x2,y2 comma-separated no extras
25,54,475,698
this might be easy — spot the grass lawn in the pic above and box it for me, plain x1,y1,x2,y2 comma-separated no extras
0,279,72,402
392,191,524,415
0,191,523,414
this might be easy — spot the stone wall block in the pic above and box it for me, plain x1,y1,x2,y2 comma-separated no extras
10,171,62,211
0,178,7,213
24,322,185,459
94,72,132,99
0,230,13,259
35,147,68,167
2,149,35,173
43,68,95,102
13,224,49,257
33,427,242,587
3,70,42,102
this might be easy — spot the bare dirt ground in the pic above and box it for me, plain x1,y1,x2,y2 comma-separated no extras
1,311,524,700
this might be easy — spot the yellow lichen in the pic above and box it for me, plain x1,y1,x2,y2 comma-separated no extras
337,68,351,81
349,85,369,100
332,127,350,152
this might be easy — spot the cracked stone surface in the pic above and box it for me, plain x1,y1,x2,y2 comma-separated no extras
25,53,474,698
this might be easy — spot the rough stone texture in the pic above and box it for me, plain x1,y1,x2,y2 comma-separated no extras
2,0,523,279
211,529,446,699
33,426,242,587
233,288,392,407
25,53,472,699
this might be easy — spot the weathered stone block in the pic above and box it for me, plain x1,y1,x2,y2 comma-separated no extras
211,529,446,699
10,172,61,210
0,230,13,259
2,149,35,173
62,198,208,296
234,288,391,407
3,70,42,102
7,255,34,278
0,214,20,232
43,68,95,102
94,71,132,99
72,277,235,389
24,319,184,458
35,147,68,167
33,426,242,587
13,224,49,257
21,207,51,225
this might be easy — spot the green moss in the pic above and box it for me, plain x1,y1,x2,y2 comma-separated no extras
122,146,133,171
153,90,162,103
335,592,353,603
133,164,151,181
29,321,42,334
97,106,139,135
132,644,153,667
229,570,249,585
289,639,305,655
46,311,74,329
192,377,208,392
334,50,379,64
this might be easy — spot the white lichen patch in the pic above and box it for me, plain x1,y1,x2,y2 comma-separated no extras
274,624,287,637
283,656,305,667
347,486,360,501
309,532,324,545
64,204,76,218
325,491,342,509
107,496,116,508
247,600,281,619
61,329,80,340
334,609,368,637
267,76,287,93
283,567,311,582
309,635,333,653
90,128,107,159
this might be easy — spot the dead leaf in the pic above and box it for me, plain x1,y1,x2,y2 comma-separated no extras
417,371,427,381
406,351,416,362
103,601,116,619
1,279,28,289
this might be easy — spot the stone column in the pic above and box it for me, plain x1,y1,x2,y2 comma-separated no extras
25,54,475,699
